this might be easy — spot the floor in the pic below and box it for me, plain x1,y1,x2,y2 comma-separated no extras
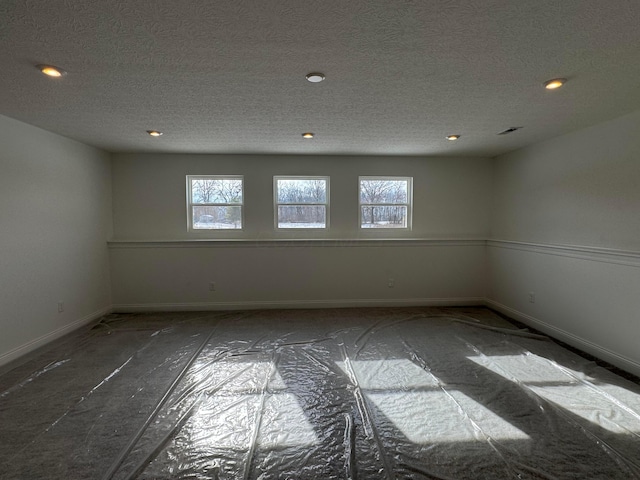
1,307,639,479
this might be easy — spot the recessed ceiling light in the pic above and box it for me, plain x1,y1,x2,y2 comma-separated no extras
445,134,461,141
302,132,315,139
544,78,567,90
305,73,325,83
147,130,163,137
36,64,66,77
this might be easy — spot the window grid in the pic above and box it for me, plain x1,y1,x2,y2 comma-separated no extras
274,176,329,229
359,176,412,230
187,175,244,231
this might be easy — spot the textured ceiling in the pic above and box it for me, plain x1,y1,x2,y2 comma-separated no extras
1,0,640,157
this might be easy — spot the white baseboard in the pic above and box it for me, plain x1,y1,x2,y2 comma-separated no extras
6,299,639,380
0,306,112,369
485,299,640,378
112,297,485,313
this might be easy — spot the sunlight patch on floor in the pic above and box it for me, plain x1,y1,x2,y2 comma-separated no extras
183,361,318,449
338,358,529,443
468,354,640,435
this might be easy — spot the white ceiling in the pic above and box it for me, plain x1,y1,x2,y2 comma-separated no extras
1,0,640,157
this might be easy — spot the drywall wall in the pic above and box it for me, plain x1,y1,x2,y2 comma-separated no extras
110,240,486,310
491,109,640,251
112,153,492,240
0,115,113,366
110,154,492,308
488,108,640,376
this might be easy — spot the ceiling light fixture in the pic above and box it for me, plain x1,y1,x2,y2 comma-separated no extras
305,73,325,83
543,78,567,90
302,132,315,139
147,130,163,137
445,134,461,141
36,64,67,77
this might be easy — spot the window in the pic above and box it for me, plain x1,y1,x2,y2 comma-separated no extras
359,176,412,229
274,176,329,229
187,176,243,230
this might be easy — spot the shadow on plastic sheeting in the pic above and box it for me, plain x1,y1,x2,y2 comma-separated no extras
0,307,639,480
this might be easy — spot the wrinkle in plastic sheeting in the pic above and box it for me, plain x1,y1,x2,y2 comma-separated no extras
1,308,640,479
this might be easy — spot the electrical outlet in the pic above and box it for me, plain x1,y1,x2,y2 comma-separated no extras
57,301,64,313
209,282,216,292
388,278,395,288
529,292,535,303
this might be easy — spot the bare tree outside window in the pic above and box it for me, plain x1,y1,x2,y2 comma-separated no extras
359,177,412,229
188,176,243,230
275,177,328,228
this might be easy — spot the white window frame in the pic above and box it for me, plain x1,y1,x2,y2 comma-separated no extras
358,176,413,230
274,176,330,229
186,175,244,231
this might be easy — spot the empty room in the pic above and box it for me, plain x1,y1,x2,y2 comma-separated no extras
1,1,639,479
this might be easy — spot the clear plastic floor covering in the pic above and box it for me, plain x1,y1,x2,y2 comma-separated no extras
1,307,639,479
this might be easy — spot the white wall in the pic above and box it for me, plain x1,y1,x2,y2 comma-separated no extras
110,154,492,309
112,154,492,240
110,240,486,310
488,109,640,376
0,115,113,366
4,109,640,376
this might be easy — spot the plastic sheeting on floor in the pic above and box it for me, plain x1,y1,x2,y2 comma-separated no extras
1,307,639,479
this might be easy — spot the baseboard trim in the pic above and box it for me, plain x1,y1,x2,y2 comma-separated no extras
0,306,112,369
6,300,639,380
485,299,640,378
112,297,485,313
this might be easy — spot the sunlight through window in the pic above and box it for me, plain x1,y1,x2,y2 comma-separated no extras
336,358,440,390
468,354,640,434
337,359,528,443
180,361,318,450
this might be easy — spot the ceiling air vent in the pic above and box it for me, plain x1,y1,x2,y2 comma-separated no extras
497,127,523,135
